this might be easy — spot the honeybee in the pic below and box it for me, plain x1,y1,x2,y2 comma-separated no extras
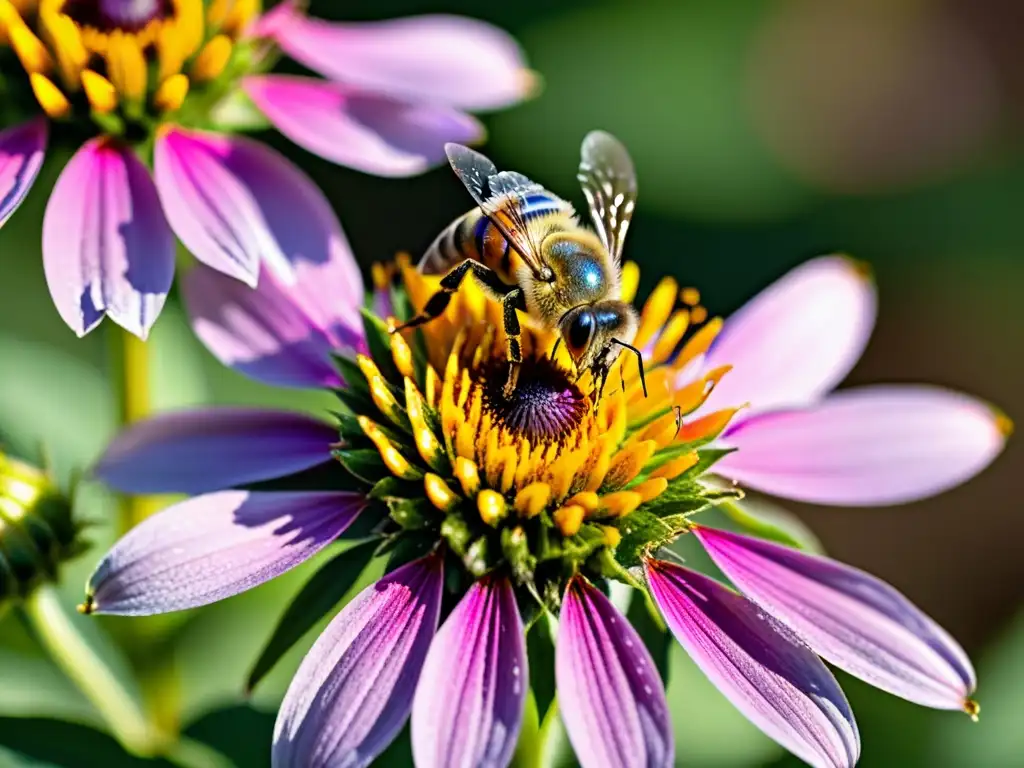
396,131,645,400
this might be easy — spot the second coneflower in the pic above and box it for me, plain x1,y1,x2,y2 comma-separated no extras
85,247,1007,767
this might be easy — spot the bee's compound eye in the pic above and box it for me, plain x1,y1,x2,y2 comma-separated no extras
566,311,596,358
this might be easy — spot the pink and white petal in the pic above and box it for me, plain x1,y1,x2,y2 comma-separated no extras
43,137,174,338
154,126,358,287
0,117,47,227
694,526,977,711
183,258,365,389
244,76,482,177
94,408,339,495
273,555,444,768
646,560,860,768
255,6,532,111
411,577,526,768
702,256,876,417
85,490,365,616
717,385,1009,506
557,578,673,768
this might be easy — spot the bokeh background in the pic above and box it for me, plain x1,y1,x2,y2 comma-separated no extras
1,0,1022,766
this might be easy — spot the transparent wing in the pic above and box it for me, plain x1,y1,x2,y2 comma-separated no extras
445,143,549,277
577,131,637,263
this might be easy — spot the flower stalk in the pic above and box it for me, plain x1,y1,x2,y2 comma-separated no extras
109,326,153,533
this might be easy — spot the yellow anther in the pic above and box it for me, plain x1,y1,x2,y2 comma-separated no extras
477,489,507,526
514,482,551,518
191,34,232,82
635,277,678,350
553,504,585,537
649,450,699,481
81,70,117,114
598,490,643,519
673,317,723,371
630,477,669,504
40,12,87,88
357,355,405,427
454,457,480,497
154,74,189,112
390,327,416,379
650,310,690,366
992,408,1014,438
222,0,258,37
604,440,658,490
565,491,600,514
690,306,708,324
619,261,640,304
372,262,390,291
598,525,622,548
677,407,741,444
106,31,146,101
357,415,420,480
404,378,446,471
424,473,459,512
681,287,701,306
963,698,980,722
29,73,70,118
3,4,52,74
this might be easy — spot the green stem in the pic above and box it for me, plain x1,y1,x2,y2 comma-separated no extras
109,326,152,534
23,585,157,757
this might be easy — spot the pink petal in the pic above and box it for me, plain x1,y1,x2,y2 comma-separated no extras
94,408,338,494
0,117,47,227
717,385,1009,506
646,559,860,768
273,555,444,768
154,126,355,286
695,526,977,711
411,577,526,768
702,256,876,417
43,137,174,338
85,490,365,615
254,5,532,111
557,578,673,768
244,75,482,177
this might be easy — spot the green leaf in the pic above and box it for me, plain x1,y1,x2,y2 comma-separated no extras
245,540,379,693
387,498,435,530
526,612,557,722
333,448,391,485
626,588,671,686
714,498,824,553
208,87,271,132
360,309,402,384
612,509,686,568
511,690,541,768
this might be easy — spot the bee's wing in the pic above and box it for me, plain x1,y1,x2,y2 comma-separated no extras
577,131,637,263
445,143,550,278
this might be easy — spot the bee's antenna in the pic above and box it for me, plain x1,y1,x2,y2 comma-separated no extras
550,338,561,361
611,339,647,397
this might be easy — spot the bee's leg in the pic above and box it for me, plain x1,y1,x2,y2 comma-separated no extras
501,288,527,398
393,260,509,332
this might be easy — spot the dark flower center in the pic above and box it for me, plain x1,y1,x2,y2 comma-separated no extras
63,0,171,31
481,355,589,443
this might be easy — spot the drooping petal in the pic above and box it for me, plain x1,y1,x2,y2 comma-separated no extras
94,408,339,494
42,137,174,338
702,256,876,416
273,554,444,768
556,578,674,768
183,256,365,389
646,559,860,768
411,577,526,768
0,117,47,227
85,491,365,616
154,126,356,287
716,385,1009,506
244,75,482,177
253,5,533,111
694,526,977,711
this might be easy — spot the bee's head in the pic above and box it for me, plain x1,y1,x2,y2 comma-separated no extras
559,300,640,394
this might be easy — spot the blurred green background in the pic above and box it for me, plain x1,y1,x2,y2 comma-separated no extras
1,0,1022,766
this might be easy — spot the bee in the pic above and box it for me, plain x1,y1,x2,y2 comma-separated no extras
395,130,645,400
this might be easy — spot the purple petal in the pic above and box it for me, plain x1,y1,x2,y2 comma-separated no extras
43,137,174,339
273,554,444,768
85,491,364,616
244,75,482,177
411,577,527,768
694,526,977,711
646,559,860,768
254,6,532,111
557,578,674,768
154,126,357,287
0,117,47,227
717,385,1009,506
94,408,338,495
703,256,876,417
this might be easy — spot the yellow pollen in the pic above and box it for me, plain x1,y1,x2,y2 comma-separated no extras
635,277,679,350
191,34,232,82
424,473,458,512
454,457,480,497
477,489,507,526
553,504,585,537
154,73,189,112
649,451,699,481
681,287,701,306
620,261,640,304
630,477,669,503
597,490,643,519
690,306,708,324
514,482,551,518
81,69,117,113
358,415,421,481
29,72,70,117
106,31,146,100
963,698,980,722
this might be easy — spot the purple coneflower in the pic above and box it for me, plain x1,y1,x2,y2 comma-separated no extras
84,244,1008,767
0,0,530,337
